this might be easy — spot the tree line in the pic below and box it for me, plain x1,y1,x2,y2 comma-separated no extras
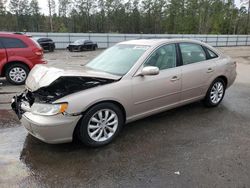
0,0,249,34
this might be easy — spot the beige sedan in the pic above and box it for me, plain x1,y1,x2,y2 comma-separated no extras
12,39,237,147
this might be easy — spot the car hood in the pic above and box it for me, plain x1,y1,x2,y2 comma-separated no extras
26,64,121,92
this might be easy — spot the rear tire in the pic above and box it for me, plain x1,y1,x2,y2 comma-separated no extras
5,63,30,85
204,78,226,107
49,45,54,52
76,103,124,147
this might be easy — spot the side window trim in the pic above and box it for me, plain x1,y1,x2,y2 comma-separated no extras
176,43,183,66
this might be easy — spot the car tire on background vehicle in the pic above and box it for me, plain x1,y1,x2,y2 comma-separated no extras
92,46,96,51
49,45,54,52
204,78,226,107
76,102,124,147
5,63,30,85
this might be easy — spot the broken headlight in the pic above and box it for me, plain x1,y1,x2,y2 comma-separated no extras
31,103,68,116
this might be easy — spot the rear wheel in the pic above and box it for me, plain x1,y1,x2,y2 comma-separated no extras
5,63,30,85
204,78,226,107
77,103,124,147
49,45,54,52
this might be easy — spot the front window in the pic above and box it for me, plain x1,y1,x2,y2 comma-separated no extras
144,44,177,70
86,44,149,75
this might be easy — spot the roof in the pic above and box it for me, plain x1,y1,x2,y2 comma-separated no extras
119,38,205,46
0,32,31,38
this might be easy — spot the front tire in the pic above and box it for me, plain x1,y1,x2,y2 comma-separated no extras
77,103,124,147
204,78,226,107
5,63,29,85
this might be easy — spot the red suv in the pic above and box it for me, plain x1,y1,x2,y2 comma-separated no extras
0,33,46,85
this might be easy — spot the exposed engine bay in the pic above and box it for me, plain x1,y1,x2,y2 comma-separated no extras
11,76,116,118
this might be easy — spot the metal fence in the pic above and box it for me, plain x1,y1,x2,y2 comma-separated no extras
27,32,250,49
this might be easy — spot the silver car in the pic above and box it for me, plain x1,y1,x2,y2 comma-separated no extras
12,39,237,147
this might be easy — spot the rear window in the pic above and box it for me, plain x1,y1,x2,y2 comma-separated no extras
39,38,52,42
31,38,42,48
0,37,27,48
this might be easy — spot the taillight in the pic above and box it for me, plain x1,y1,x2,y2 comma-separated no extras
33,48,43,56
35,51,43,56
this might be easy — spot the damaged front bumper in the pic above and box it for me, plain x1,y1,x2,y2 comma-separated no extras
11,90,82,144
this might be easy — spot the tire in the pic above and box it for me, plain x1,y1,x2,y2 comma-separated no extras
204,78,226,107
5,63,30,85
49,45,54,52
77,103,124,147
92,46,96,51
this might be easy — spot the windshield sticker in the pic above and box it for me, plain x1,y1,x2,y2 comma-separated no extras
133,46,150,50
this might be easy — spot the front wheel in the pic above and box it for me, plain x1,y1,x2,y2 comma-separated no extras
77,103,124,147
204,78,226,107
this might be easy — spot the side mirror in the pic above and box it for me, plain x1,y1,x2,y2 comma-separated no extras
141,66,159,76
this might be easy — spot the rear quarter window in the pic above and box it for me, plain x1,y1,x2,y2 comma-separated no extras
206,48,218,59
0,37,27,48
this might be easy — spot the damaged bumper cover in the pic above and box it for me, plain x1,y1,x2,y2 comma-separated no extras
11,90,82,143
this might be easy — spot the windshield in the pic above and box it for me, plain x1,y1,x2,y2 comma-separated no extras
85,44,149,75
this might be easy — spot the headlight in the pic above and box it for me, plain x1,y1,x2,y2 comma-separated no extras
31,103,68,116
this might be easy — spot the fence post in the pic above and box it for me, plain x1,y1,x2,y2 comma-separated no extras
247,35,249,46
226,35,229,46
68,33,71,44
107,33,109,48
236,35,239,46
216,35,218,46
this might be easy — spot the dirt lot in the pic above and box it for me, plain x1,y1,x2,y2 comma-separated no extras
0,47,250,187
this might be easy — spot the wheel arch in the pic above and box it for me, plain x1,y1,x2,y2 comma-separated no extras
216,75,228,88
1,61,30,77
72,100,127,141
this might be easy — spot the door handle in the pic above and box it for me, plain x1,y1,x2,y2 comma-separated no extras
170,76,180,82
207,68,214,73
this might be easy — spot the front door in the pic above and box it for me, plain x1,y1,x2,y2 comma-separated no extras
132,43,182,118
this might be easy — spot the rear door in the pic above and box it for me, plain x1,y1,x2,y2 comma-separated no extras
0,39,7,73
178,42,216,102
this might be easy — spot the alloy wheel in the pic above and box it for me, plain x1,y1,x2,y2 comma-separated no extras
87,109,119,142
